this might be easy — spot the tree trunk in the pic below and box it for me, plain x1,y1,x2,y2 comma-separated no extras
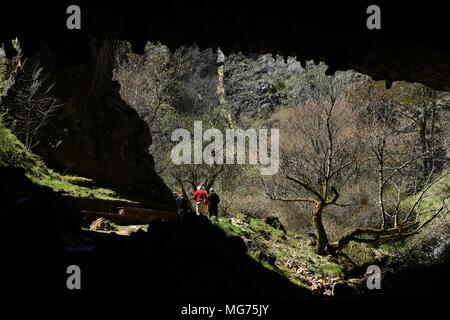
419,106,429,180
429,104,436,171
313,201,329,254
378,138,387,229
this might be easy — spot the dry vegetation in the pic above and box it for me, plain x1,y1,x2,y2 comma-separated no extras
112,45,450,258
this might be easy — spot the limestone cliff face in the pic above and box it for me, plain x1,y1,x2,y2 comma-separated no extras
174,47,219,114
223,53,303,125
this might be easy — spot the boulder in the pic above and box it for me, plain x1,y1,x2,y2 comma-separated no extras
90,218,117,232
264,215,286,233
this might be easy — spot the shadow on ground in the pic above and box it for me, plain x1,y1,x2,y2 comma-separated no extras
0,167,310,300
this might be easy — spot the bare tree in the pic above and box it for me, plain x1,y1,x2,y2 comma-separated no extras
264,66,361,254
7,57,63,151
114,42,189,128
332,170,449,250
328,82,449,252
389,83,449,182
167,111,231,197
264,68,449,254
359,82,448,229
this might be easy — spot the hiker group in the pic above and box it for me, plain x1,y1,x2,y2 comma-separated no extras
174,184,220,219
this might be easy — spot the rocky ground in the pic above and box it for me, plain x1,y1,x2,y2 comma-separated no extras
213,214,369,297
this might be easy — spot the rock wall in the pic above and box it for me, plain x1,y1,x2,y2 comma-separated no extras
174,46,219,114
21,39,176,210
223,53,303,124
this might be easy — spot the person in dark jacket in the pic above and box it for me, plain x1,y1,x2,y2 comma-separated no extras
207,188,220,218
175,192,190,217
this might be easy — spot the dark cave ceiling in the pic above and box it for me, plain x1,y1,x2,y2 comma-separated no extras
1,1,450,90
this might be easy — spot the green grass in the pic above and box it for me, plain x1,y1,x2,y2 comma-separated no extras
0,113,46,173
215,216,250,237
0,115,138,204
31,172,137,203
401,173,450,214
319,263,343,277
417,174,450,213
61,175,95,187
248,218,285,237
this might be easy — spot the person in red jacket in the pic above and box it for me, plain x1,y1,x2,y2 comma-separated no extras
193,185,208,216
